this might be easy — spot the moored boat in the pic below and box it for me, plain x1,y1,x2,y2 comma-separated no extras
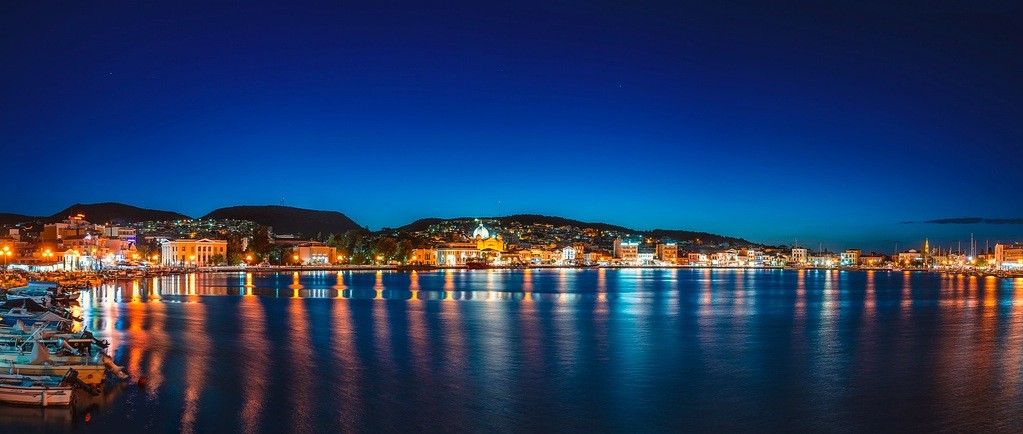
0,374,74,407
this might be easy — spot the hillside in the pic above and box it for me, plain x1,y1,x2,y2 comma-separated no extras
202,205,361,237
0,213,41,226
396,214,752,245
45,202,190,224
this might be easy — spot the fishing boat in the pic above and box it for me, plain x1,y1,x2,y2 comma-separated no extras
465,260,491,270
0,373,74,407
0,308,71,327
0,338,115,387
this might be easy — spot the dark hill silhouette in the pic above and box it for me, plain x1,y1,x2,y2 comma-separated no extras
0,213,40,226
46,203,190,224
202,205,360,237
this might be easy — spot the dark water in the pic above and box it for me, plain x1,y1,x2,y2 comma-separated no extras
4,269,1023,433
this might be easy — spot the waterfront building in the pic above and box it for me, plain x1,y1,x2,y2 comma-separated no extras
160,238,227,267
436,242,481,266
292,241,337,265
656,243,678,264
472,223,506,252
687,252,709,265
410,248,437,265
614,237,639,264
859,253,887,267
561,245,576,264
585,251,612,264
840,249,861,266
791,247,808,264
573,242,586,262
61,249,87,271
808,251,839,267
994,243,1023,270
711,249,739,265
896,249,923,265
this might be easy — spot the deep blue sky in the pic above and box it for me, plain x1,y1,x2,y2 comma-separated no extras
2,1,1021,251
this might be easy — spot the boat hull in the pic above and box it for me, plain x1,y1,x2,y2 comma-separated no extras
0,384,73,407
3,364,105,387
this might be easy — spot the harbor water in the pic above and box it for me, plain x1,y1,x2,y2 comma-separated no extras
3,268,1023,433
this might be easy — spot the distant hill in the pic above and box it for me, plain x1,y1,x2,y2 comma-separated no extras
46,203,190,224
395,214,632,233
395,214,752,245
0,213,41,226
202,205,361,237
394,218,448,233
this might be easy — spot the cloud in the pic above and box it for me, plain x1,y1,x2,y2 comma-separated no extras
905,217,1023,225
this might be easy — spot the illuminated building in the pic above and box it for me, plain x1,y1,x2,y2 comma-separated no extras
613,237,639,264
895,249,923,265
410,248,437,265
436,242,481,266
585,251,611,264
994,243,1023,270
561,245,576,264
791,247,808,264
160,238,227,266
292,241,337,265
573,242,586,262
858,253,886,267
808,251,839,267
472,222,505,252
840,249,861,266
656,243,678,264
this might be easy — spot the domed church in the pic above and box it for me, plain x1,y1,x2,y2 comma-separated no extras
472,222,505,252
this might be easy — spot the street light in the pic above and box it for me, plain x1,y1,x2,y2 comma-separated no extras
2,246,11,270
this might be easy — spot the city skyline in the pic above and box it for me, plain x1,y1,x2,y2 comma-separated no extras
3,2,1021,252
1,199,1019,255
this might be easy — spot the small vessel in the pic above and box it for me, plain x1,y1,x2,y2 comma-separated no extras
0,373,74,407
0,308,72,327
465,260,490,270
0,337,115,387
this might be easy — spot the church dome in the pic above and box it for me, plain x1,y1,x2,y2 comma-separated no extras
472,223,490,239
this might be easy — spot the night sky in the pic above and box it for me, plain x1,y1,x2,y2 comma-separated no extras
2,1,1021,251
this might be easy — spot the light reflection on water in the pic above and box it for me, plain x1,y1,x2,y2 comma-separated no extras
4,269,1023,432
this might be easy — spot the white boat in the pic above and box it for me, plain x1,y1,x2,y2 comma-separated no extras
0,338,111,387
0,308,72,327
0,373,73,407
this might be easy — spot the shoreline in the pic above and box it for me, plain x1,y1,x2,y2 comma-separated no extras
118,264,1023,278
5,265,1020,291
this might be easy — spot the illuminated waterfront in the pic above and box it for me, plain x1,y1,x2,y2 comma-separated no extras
5,269,1023,432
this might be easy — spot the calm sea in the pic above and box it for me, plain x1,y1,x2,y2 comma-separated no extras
3,269,1023,433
